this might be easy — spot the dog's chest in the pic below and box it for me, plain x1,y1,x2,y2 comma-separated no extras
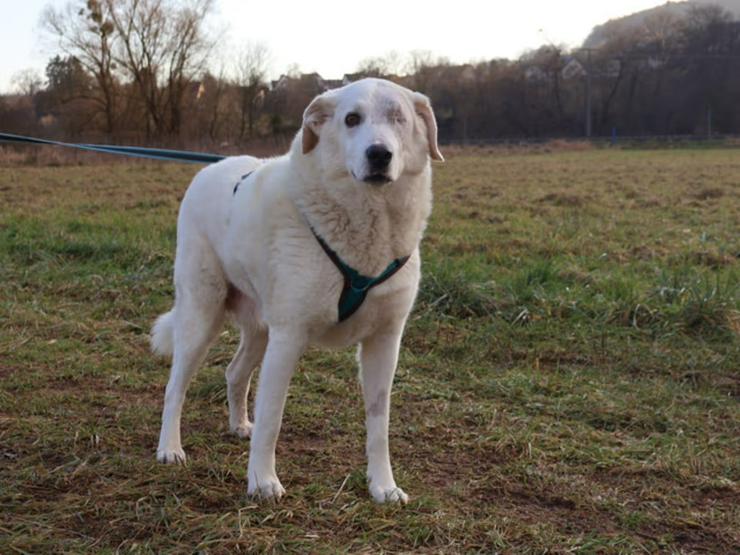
311,267,418,348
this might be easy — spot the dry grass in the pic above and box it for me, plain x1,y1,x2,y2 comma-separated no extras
1,148,738,553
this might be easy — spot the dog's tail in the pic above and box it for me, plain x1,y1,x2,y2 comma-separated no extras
151,310,175,358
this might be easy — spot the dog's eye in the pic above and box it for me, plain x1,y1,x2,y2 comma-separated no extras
388,108,405,124
345,113,361,128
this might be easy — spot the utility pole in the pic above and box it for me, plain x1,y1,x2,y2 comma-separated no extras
573,47,597,138
584,48,594,138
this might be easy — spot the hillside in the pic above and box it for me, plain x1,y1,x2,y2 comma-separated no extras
584,0,740,48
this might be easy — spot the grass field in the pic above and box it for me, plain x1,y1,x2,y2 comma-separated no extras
1,147,738,553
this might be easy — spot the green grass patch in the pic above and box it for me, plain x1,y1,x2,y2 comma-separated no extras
1,151,738,552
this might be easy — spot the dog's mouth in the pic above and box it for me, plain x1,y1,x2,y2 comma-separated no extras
362,173,392,186
350,169,393,186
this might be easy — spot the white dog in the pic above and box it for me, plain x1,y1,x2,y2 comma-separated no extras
151,78,443,503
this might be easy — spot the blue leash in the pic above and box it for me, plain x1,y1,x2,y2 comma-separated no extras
0,132,226,164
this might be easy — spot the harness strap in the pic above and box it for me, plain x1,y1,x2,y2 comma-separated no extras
233,171,254,195
310,229,410,322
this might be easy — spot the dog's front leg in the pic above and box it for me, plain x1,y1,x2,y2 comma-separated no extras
359,326,409,504
247,327,306,500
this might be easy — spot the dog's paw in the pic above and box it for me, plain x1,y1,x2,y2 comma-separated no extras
247,473,285,501
370,484,409,504
230,421,253,439
156,447,187,465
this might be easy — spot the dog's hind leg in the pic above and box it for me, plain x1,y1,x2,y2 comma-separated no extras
157,241,226,464
225,288,267,438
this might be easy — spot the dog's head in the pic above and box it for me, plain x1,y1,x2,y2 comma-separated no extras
299,78,443,186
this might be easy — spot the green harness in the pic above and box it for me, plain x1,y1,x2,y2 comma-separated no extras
310,229,410,322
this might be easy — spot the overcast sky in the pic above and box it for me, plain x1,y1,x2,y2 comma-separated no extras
1,0,668,93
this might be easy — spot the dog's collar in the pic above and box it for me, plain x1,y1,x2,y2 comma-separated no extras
309,227,410,322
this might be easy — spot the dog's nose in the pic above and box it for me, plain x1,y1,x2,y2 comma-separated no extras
366,145,392,170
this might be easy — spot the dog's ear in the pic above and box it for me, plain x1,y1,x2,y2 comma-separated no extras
302,93,334,154
412,92,444,162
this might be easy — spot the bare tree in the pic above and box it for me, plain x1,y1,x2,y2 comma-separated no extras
104,0,215,138
186,69,228,143
357,50,405,78
406,50,434,74
41,0,119,135
405,50,441,92
11,69,44,97
380,50,405,75
235,41,270,141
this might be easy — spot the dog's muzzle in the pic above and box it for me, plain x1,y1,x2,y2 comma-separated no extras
363,145,393,185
